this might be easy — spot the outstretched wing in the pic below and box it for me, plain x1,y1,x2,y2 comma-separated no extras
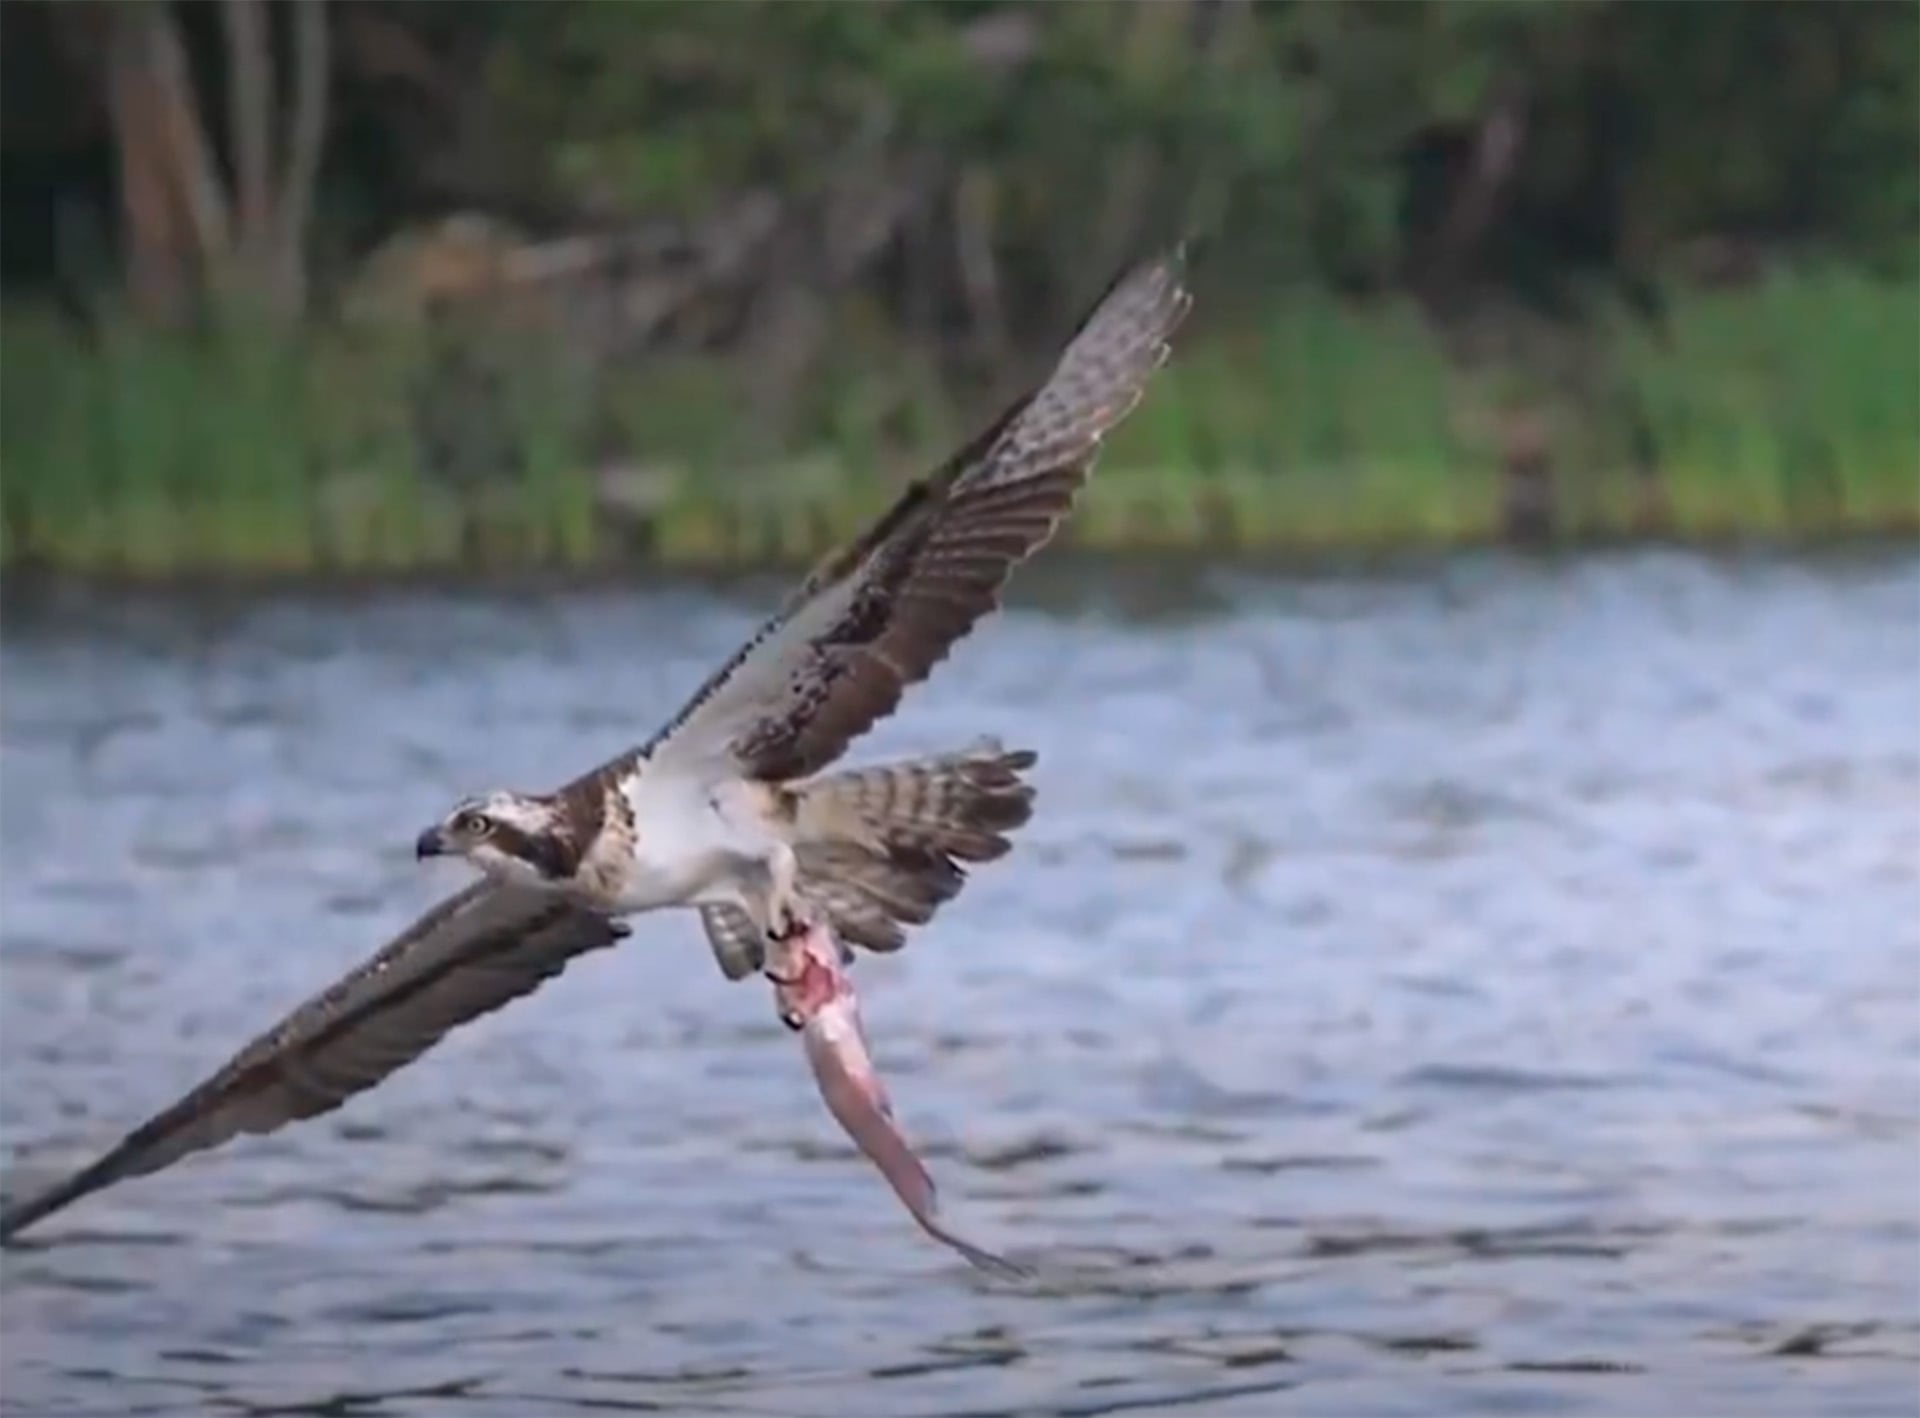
0,885,624,1243
638,246,1192,786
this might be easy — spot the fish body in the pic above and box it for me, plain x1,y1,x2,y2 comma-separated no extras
771,923,1026,1278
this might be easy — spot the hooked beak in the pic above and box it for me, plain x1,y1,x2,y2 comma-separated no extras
414,825,450,860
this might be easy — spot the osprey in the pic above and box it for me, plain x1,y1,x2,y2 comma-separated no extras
0,248,1190,1243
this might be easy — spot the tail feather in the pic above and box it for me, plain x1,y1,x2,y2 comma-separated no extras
791,739,1035,955
793,842,961,952
787,738,1036,862
697,740,1037,979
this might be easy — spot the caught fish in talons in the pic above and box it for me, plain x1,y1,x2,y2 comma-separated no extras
768,919,1029,1279
0,247,1190,1249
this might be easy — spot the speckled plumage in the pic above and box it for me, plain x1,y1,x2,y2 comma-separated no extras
0,248,1192,1243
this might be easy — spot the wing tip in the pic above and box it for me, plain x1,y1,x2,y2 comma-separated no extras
0,1162,105,1246
1081,240,1194,341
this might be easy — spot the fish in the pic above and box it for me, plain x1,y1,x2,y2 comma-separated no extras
769,921,1028,1279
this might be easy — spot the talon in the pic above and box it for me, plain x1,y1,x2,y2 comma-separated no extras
778,1009,805,1032
763,968,801,988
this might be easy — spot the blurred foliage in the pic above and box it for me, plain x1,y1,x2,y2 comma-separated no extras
457,0,1918,295
3,269,1913,578
6,0,1916,318
0,0,1915,574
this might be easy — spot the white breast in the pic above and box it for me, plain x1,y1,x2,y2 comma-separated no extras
611,769,775,914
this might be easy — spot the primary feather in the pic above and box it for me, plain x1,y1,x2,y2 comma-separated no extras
0,246,1192,1244
638,246,1192,785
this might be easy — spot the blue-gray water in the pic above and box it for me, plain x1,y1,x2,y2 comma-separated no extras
1,551,1916,1417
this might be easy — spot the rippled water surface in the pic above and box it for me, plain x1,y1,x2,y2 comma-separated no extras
2,551,1916,1417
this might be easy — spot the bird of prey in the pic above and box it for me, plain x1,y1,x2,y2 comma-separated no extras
0,248,1191,1244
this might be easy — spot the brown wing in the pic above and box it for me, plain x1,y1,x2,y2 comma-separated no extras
639,246,1192,786
0,884,624,1243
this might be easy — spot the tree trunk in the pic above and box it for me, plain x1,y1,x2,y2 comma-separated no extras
98,0,328,324
221,0,276,291
272,0,330,317
103,1,232,325
104,12,191,325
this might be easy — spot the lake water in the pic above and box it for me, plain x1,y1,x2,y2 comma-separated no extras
1,550,1916,1417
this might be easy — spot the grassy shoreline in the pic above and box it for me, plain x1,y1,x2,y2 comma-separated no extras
3,504,1912,606
3,272,1914,580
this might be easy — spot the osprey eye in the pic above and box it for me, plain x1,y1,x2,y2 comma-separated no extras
455,811,490,836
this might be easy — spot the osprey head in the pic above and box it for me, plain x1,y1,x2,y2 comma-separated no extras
414,791,579,886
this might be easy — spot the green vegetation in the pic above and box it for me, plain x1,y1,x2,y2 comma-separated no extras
3,269,1912,580
1607,272,1920,540
2,1,1913,578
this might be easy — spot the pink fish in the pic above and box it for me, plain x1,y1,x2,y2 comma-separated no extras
769,921,1027,1279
